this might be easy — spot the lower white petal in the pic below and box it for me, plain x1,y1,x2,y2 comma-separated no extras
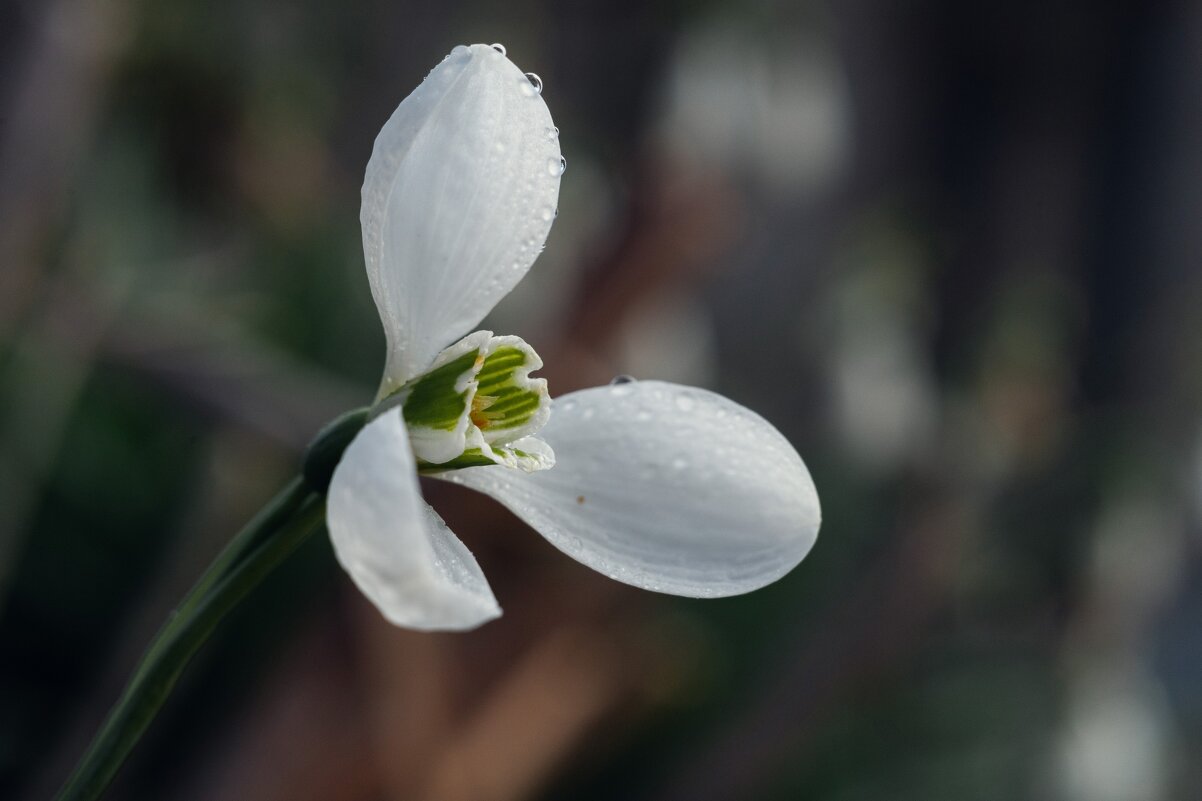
327,407,501,630
443,381,821,597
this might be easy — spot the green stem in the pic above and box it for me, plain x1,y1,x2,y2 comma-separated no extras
123,478,311,688
52,488,326,801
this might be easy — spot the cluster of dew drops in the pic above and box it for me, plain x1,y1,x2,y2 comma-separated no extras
491,43,567,180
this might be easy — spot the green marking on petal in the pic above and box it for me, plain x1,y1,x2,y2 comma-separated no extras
470,340,550,444
417,436,555,475
401,349,482,431
417,448,500,473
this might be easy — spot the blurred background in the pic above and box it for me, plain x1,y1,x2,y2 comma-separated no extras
2,1,1201,799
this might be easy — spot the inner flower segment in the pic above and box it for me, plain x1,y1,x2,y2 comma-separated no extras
380,331,554,474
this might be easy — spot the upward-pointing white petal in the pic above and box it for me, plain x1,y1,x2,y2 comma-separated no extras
327,407,501,631
443,381,821,597
362,43,562,394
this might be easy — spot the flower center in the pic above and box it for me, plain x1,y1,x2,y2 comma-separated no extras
376,331,554,474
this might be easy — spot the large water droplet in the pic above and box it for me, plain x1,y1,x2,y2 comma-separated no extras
610,374,636,385
491,43,507,56
525,72,543,94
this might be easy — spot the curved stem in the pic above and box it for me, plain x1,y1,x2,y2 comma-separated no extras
122,478,311,687
53,488,326,801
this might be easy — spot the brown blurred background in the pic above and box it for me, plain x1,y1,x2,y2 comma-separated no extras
3,1,1201,799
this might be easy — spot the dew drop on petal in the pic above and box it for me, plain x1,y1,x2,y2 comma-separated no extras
491,42,507,56
609,374,636,385
547,157,562,176
559,156,568,175
525,72,543,94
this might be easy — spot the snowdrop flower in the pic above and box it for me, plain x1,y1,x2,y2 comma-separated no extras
326,44,821,631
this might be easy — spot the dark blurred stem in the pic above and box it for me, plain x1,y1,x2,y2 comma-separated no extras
52,482,327,801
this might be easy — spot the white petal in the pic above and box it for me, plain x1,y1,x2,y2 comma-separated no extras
327,407,501,630
362,43,562,393
444,381,821,597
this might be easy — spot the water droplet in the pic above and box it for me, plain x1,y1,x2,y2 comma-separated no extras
610,374,636,385
553,126,560,137
674,395,695,412
491,43,507,56
547,157,564,176
559,156,567,175
525,72,543,94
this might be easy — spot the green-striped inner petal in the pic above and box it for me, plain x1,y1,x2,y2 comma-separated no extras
402,349,480,431
378,331,553,473
473,346,544,436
